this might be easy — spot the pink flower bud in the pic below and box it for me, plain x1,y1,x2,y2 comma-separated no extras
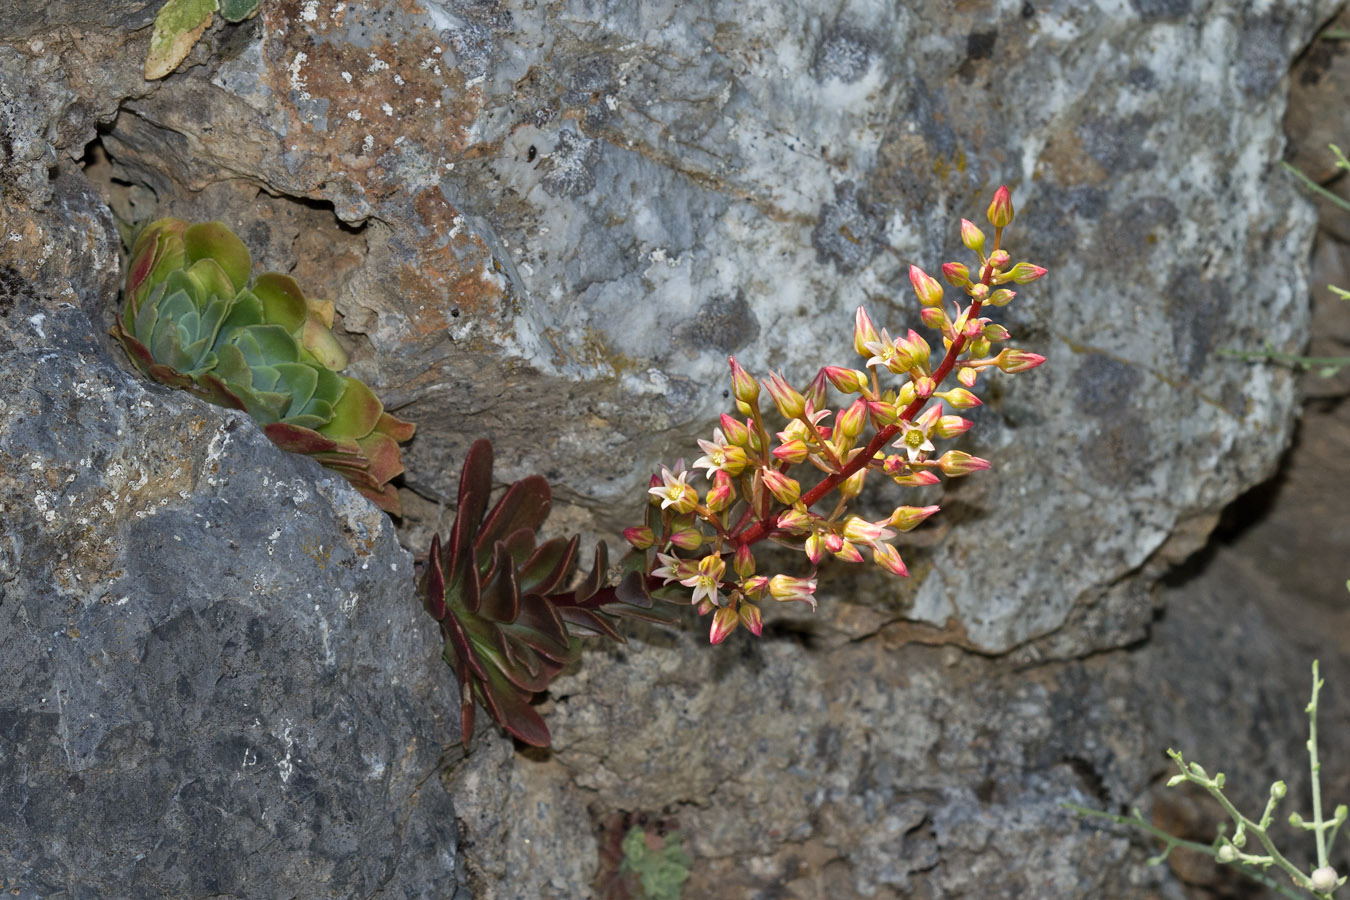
720,413,751,446
920,305,953,338
854,306,881,359
890,468,941,487
838,468,867,500
833,539,864,563
957,366,978,388
824,365,870,394
987,249,1010,270
996,348,1047,373
986,185,1014,228
760,467,801,504
776,506,812,534
982,323,1010,343
709,605,739,644
836,397,868,440
705,470,735,512
804,532,825,564
728,356,760,404
1008,262,1047,284
738,601,763,637
908,265,945,308
668,528,704,551
960,218,986,253
938,450,991,476
934,415,972,439
842,515,895,545
969,283,989,304
987,288,1015,307
938,388,981,409
742,575,770,600
887,504,940,532
624,525,656,549
804,369,828,414
872,541,909,577
913,375,935,399
903,329,931,368
768,573,818,608
764,371,807,420
734,542,756,578
772,438,809,464
823,532,844,553
942,261,971,288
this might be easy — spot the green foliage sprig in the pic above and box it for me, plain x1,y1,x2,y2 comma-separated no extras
1223,144,1350,376
1070,661,1348,898
112,218,414,514
145,0,263,80
617,826,691,900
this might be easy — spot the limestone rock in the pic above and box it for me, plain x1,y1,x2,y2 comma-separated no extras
89,0,1329,655
0,182,466,898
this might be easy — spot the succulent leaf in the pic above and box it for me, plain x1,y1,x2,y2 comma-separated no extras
421,439,675,748
113,217,414,515
145,0,217,80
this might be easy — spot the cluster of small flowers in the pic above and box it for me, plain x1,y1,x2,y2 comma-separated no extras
625,187,1047,643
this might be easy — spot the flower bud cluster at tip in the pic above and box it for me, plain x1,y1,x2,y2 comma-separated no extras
626,186,1047,644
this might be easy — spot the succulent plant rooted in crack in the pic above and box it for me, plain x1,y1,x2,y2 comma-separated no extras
420,439,676,747
112,218,414,515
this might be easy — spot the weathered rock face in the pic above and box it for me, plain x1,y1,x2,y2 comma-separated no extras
0,179,466,897
91,0,1323,655
3,0,1345,898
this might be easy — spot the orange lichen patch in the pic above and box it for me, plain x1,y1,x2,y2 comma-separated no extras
261,0,484,168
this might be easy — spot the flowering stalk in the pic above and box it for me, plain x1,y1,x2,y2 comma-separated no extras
629,186,1048,643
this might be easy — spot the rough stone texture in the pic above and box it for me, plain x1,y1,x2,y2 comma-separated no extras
3,1,1348,898
88,0,1328,656
0,179,466,897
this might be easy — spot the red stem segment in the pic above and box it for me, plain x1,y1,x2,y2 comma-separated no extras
732,265,995,549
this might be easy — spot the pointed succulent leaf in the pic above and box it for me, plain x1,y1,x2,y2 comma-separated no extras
320,376,383,440
556,606,625,641
474,660,552,748
423,534,447,620
477,541,522,625
126,219,188,309
502,595,572,661
184,221,252,292
252,272,309,332
145,0,216,80
355,431,405,486
448,440,495,582
473,475,551,566
376,411,416,443
299,316,349,370
518,535,578,598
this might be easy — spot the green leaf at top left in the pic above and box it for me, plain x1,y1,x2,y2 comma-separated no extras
145,0,218,81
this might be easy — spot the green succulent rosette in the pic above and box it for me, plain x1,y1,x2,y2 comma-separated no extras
112,218,415,515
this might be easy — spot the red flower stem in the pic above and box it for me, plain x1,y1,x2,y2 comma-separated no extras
732,262,997,549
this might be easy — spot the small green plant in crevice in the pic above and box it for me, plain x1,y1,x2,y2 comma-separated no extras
1069,660,1348,898
112,217,414,514
1223,143,1350,377
145,0,263,80
617,826,691,900
594,811,690,900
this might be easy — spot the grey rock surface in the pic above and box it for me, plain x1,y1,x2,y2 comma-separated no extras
0,180,465,897
2,0,1344,898
88,0,1325,656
